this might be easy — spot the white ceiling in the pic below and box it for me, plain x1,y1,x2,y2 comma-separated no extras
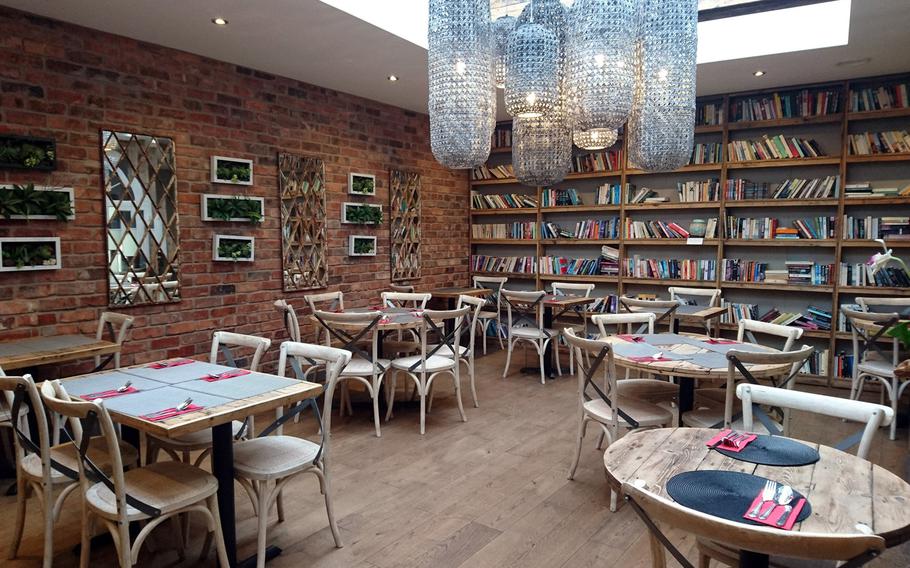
3,0,910,119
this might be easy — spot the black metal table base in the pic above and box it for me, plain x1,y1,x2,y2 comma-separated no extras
237,545,282,568
740,550,769,568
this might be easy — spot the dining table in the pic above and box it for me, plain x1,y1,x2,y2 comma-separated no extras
0,334,120,372
600,333,791,424
60,358,322,568
604,427,910,568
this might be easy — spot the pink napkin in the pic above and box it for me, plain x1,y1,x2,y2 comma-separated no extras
744,491,806,530
705,429,758,452
705,338,739,345
83,386,139,399
618,334,645,343
202,369,251,382
147,358,195,369
627,355,676,362
141,404,204,422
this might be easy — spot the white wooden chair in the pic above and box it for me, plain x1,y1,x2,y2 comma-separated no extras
312,310,388,437
563,329,673,509
429,294,485,409
303,291,344,344
551,281,595,375
95,312,135,370
386,307,470,434
274,299,302,342
232,342,350,568
620,296,681,332
4,374,138,568
668,286,722,335
380,291,431,357
592,313,680,424
842,306,907,441
40,380,228,568
501,289,564,384
147,331,270,465
472,275,508,353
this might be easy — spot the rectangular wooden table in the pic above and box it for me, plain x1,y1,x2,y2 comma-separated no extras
625,304,727,336
0,334,120,372
61,359,323,568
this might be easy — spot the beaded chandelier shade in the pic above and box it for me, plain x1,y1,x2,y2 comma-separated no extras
628,0,698,172
573,128,618,151
428,0,496,169
504,22,559,118
493,15,516,89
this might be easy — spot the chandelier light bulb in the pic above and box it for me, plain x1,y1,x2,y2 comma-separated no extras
505,21,559,119
573,128,618,151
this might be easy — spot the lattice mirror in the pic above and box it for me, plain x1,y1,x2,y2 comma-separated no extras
102,130,180,307
390,169,421,281
279,153,327,291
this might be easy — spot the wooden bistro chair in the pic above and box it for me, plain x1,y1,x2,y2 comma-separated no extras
501,289,564,384
380,291,431,358
592,313,680,424
389,283,415,293
146,331,270,466
386,307,471,435
274,299,302,342
472,275,508,354
668,286,722,335
95,311,136,370
842,306,907,441
551,281,596,375
232,342,350,568
303,291,345,344
312,309,389,437
4,374,138,568
620,296,681,333
429,294,485,409
39,380,228,568
563,329,673,510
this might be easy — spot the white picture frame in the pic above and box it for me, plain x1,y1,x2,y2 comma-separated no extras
200,194,265,222
348,172,376,196
211,156,254,186
0,236,62,271
349,235,377,257
212,234,255,262
0,186,75,221
341,202,382,224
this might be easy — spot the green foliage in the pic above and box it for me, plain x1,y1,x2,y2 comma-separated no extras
887,322,910,349
0,184,73,220
350,175,374,194
0,139,55,169
345,204,382,225
353,238,375,254
1,242,56,268
217,238,252,260
215,160,251,183
207,196,262,223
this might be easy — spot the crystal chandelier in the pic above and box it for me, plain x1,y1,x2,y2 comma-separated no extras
628,0,698,172
427,0,496,169
492,15,516,89
573,128,618,151
504,20,559,118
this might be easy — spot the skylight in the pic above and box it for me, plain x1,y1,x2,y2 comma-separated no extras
318,0,851,64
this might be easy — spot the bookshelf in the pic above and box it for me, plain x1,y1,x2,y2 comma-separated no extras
470,73,910,386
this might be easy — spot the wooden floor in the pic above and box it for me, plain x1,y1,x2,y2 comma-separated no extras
2,346,909,567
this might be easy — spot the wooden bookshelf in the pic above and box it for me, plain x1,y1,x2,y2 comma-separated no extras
726,114,843,131
840,240,910,248
721,282,835,293
624,239,720,246
470,208,537,216
540,205,620,213
723,199,838,208
842,197,910,206
846,107,910,121
470,239,537,245
622,278,717,287
725,157,842,169
723,239,838,247
539,274,618,283
539,238,619,245
845,153,910,164
624,201,720,211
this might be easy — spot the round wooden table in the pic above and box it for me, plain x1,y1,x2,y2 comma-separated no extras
604,428,910,566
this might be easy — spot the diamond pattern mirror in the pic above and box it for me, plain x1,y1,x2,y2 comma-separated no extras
279,153,327,291
101,130,180,307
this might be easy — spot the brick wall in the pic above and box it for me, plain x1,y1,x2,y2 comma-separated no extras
0,7,470,374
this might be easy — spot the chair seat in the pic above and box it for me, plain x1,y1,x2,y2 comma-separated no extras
429,343,470,358
85,461,217,521
383,339,420,354
21,437,139,483
341,357,390,376
233,436,320,480
153,420,246,449
616,378,679,403
390,355,456,373
584,396,673,427
857,359,896,379
510,327,559,340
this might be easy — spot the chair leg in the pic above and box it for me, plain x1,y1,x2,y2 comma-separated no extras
568,418,588,480
468,357,479,408
419,379,427,435
385,373,397,422
453,373,467,423
207,495,231,568
7,475,26,560
496,318,504,349
372,379,382,437
117,519,132,567
481,320,488,355
890,378,898,441
79,505,94,568
502,339,513,378
538,344,546,385
596,429,606,450
255,482,270,568
169,516,186,561
320,470,343,548
42,483,55,568
553,341,563,377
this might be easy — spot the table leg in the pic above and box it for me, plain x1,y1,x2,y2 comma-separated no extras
678,377,694,427
739,550,769,568
211,422,239,568
520,306,556,379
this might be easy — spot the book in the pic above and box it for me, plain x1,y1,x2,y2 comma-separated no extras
847,130,910,155
730,88,842,122
727,135,822,162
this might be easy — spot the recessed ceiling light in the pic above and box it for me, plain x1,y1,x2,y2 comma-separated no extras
387,75,399,82
836,57,871,67
211,17,228,26
753,70,766,77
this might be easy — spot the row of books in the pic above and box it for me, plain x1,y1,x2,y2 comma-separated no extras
842,215,882,240
839,263,910,288
596,183,624,205
727,135,824,161
849,83,909,112
541,188,581,207
491,126,512,149
624,257,717,280
722,259,768,282
721,302,833,332
697,101,724,126
678,179,719,202
600,246,620,276
471,222,536,240
540,256,603,276
471,163,514,180
847,130,910,155
690,142,722,164
728,88,842,122
540,218,621,240
786,261,834,286
625,218,718,239
627,187,661,204
723,176,839,200
470,192,537,210
844,182,910,198
470,255,536,274
589,295,619,314
724,216,836,240
572,149,622,174
804,349,832,377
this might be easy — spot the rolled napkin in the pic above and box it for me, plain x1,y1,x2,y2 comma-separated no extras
84,386,139,400
147,358,195,369
141,404,204,422
202,369,251,382
617,334,645,343
705,429,758,452
705,338,739,345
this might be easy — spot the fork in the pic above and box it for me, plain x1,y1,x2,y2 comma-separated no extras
146,397,193,418
748,480,777,518
116,380,132,392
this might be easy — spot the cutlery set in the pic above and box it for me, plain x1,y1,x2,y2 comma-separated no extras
141,397,195,421
747,480,799,527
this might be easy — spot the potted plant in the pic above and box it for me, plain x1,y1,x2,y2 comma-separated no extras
342,203,382,225
348,173,376,196
0,237,61,271
0,135,56,171
0,184,75,221
201,194,264,223
213,235,254,262
211,156,253,185
349,235,377,256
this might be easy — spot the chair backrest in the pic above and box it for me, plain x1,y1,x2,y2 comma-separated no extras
563,328,619,424
274,299,302,343
276,341,351,448
95,311,135,368
456,295,485,355
620,296,681,330
736,383,893,460
737,319,804,352
473,275,507,312
382,291,431,309
592,312,655,337
501,289,546,331
668,286,722,307
621,481,885,563
841,306,901,368
389,283,415,293
857,296,910,315
0,374,52,485
551,282,595,297
312,310,383,367
210,331,271,371
415,307,470,372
